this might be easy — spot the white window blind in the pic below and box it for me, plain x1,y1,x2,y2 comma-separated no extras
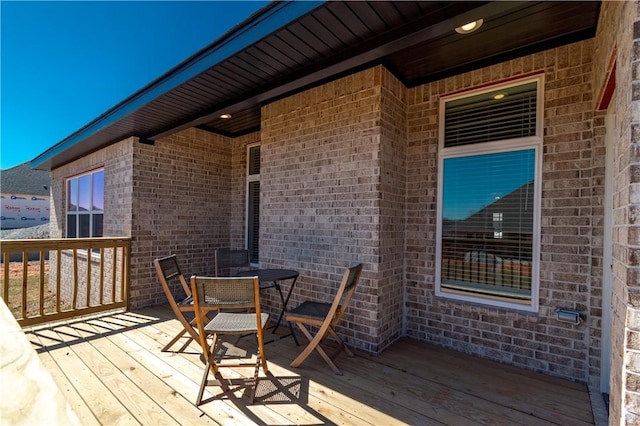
444,82,537,147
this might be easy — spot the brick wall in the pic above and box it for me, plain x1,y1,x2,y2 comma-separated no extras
592,0,640,423
130,128,259,308
50,129,263,309
260,68,389,352
50,138,135,305
627,4,640,420
378,67,408,347
50,137,135,241
405,40,599,383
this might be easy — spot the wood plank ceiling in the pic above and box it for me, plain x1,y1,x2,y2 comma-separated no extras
34,1,600,170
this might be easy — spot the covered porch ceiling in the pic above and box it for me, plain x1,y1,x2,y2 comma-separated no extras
32,0,600,171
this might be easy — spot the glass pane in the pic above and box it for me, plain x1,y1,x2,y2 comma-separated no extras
67,215,76,238
78,175,91,212
67,179,78,211
440,149,535,299
79,215,90,238
247,181,260,263
92,214,103,237
92,171,104,210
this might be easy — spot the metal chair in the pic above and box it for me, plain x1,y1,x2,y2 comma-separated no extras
191,275,269,405
214,248,252,277
285,263,363,375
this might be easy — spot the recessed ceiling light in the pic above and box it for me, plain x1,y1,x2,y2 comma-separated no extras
220,113,232,119
493,93,506,100
455,19,483,34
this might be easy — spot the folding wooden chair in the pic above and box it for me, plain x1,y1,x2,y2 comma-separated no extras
191,275,270,405
285,263,363,375
214,248,252,277
153,255,200,352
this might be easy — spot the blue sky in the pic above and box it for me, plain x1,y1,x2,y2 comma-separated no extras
1,1,268,170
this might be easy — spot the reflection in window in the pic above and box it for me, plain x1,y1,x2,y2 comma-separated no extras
68,179,78,211
78,175,91,211
66,169,104,238
493,213,503,239
441,150,535,301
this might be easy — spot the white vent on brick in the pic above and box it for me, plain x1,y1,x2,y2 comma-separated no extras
444,82,537,148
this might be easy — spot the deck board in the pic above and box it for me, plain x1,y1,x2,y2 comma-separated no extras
358,339,593,424
25,306,595,426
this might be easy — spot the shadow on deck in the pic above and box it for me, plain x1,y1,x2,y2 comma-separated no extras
25,305,599,425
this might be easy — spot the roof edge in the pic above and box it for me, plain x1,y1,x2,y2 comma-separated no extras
30,0,324,170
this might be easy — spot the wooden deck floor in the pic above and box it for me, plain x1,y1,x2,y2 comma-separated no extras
25,306,596,425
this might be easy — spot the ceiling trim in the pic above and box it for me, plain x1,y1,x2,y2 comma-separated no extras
149,1,526,141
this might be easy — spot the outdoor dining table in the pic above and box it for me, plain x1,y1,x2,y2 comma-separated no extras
234,268,299,345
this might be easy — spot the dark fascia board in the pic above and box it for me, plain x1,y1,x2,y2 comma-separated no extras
30,0,324,171
195,125,261,139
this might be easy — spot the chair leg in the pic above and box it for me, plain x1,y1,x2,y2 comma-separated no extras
256,333,269,375
327,327,354,358
163,317,200,352
249,353,263,404
162,328,189,352
196,358,212,406
196,336,223,406
197,335,265,405
290,323,343,375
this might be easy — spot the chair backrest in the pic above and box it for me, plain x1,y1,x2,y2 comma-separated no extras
329,263,364,323
154,254,191,301
214,248,251,276
191,276,260,311
191,276,263,349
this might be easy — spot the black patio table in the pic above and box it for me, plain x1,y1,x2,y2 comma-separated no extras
235,268,299,345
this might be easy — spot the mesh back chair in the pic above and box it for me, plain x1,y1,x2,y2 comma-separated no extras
285,263,363,375
153,255,201,352
214,248,252,277
191,275,269,405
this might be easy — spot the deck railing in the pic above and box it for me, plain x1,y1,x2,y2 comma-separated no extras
1,237,130,327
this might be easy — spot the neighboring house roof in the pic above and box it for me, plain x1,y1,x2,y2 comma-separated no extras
457,182,535,234
0,162,50,196
31,0,601,171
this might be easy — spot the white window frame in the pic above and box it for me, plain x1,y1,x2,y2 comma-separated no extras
66,168,104,239
245,144,260,264
435,74,544,312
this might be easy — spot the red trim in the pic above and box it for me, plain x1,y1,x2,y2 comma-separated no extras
596,53,616,111
442,70,545,98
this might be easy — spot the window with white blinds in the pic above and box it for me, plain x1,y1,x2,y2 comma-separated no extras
436,76,542,311
246,145,260,263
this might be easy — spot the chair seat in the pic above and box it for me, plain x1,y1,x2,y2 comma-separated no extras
285,264,363,375
288,301,334,320
205,312,269,334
